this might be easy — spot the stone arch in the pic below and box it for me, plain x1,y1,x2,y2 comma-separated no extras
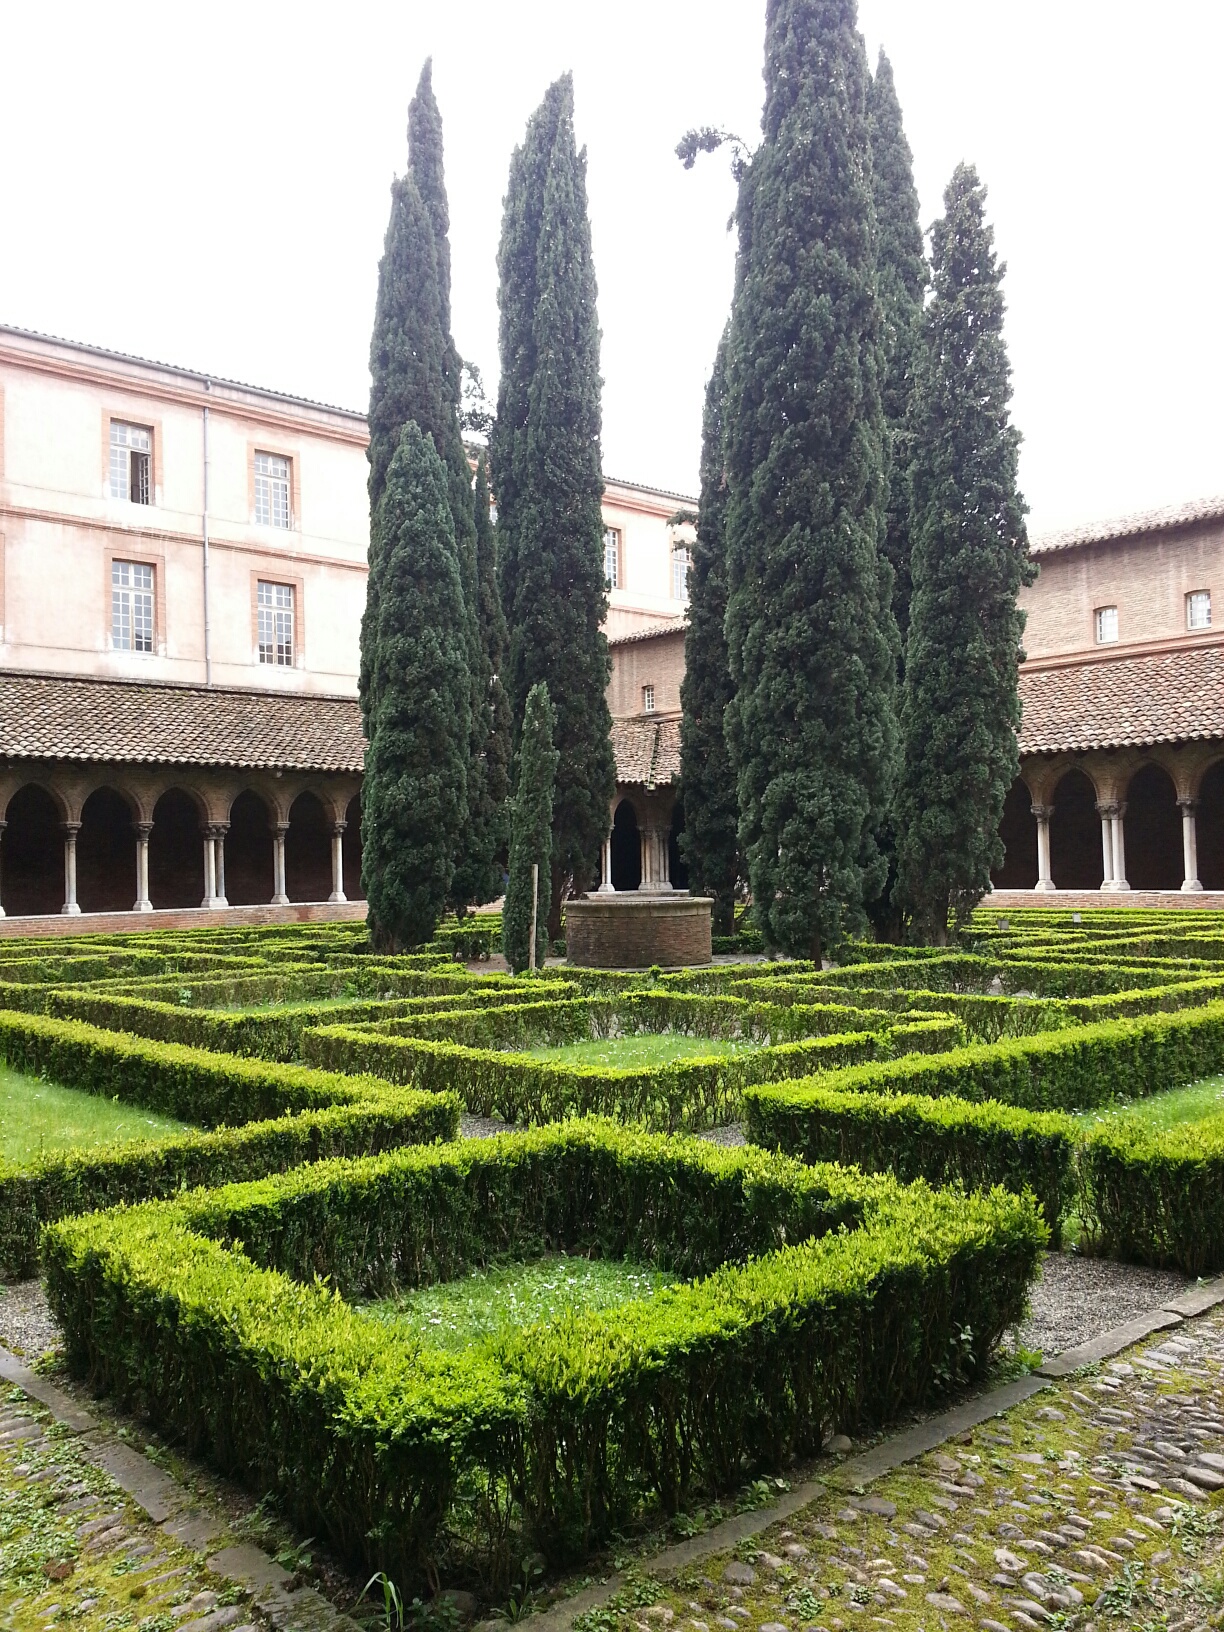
285,790,331,903
1050,768,1103,890
610,798,642,892
1198,757,1224,890
1124,761,1182,891
3,783,65,916
226,788,275,907
992,775,1038,889
343,793,365,901
149,787,206,910
77,785,138,914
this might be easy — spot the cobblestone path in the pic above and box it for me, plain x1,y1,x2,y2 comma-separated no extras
0,1387,260,1632
602,1308,1224,1632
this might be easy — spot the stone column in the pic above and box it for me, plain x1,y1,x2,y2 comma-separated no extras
638,826,651,890
329,820,347,903
134,821,153,912
212,825,229,907
61,822,81,915
1111,802,1130,890
1032,804,1055,891
201,831,217,909
0,819,7,918
1096,801,1117,889
271,823,289,905
597,833,614,894
1179,798,1203,892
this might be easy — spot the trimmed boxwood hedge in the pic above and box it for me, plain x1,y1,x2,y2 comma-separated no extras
1078,1120,1224,1276
44,1120,1044,1588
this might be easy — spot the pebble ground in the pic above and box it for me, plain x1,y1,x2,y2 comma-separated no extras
602,1307,1224,1632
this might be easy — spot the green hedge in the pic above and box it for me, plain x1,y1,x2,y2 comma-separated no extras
1078,1120,1224,1276
44,1121,1044,1587
0,1090,458,1278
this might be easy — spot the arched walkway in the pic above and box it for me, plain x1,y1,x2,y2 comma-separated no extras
4,785,63,916
343,795,364,901
78,787,136,913
610,799,641,891
285,791,331,903
1050,770,1102,890
668,799,690,892
1125,763,1182,891
149,789,204,909
992,777,1037,889
226,790,274,906
1199,761,1224,890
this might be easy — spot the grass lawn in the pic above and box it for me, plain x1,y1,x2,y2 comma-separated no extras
524,1033,757,1069
1075,1074,1224,1133
362,1253,678,1353
0,1066,189,1165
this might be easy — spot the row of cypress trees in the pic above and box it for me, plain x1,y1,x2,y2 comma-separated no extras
679,0,1031,954
360,65,612,955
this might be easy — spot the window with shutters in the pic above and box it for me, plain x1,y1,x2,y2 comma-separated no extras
257,580,295,665
255,451,291,528
109,422,152,504
672,545,691,602
603,527,621,590
112,560,154,652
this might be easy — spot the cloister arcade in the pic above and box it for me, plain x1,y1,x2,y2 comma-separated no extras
992,745,1224,893
596,789,689,895
0,762,363,918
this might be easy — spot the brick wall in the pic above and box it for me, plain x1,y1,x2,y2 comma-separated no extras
566,895,712,968
607,629,686,718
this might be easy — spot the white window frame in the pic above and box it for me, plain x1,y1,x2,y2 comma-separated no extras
257,580,295,666
642,683,656,714
109,421,152,505
112,560,154,653
1187,590,1212,631
255,451,292,529
672,545,691,603
603,527,621,590
1094,605,1119,645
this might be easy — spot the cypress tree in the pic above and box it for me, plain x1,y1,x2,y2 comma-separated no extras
895,164,1032,942
722,0,899,963
869,49,926,647
679,331,739,933
461,452,512,905
362,424,471,950
503,681,559,975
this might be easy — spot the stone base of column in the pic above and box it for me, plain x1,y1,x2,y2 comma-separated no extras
134,898,153,913
1182,878,1205,892
271,893,289,907
328,889,347,903
1034,880,1058,893
61,902,81,916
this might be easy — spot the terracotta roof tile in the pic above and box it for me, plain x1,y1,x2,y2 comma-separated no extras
1019,643,1224,754
607,616,688,648
0,670,364,771
612,715,681,787
1032,493,1224,555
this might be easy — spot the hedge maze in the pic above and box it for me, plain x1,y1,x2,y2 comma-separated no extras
7,908,1224,1594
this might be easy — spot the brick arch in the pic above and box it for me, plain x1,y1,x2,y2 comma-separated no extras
992,776,1038,889
1124,761,1182,891
285,790,331,903
1049,768,1104,890
610,797,642,892
3,783,66,915
77,784,138,914
149,786,206,909
225,788,275,907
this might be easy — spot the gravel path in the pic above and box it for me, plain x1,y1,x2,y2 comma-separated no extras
0,1278,64,1359
459,1111,513,1139
1011,1250,1190,1356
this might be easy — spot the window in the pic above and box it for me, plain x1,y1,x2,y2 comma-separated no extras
1188,590,1212,630
603,527,621,590
109,421,151,504
1095,605,1119,644
257,580,295,665
642,683,655,714
673,545,691,602
112,560,154,652
255,452,291,529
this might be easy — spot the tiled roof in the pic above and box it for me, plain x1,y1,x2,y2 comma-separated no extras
604,476,698,507
607,616,688,648
1032,494,1224,555
0,671,365,771
1019,642,1224,754
612,715,682,787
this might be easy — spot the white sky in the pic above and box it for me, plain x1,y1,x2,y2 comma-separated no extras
2,1,1221,534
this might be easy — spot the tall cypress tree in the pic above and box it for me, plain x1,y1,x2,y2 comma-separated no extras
465,451,512,904
869,49,926,647
723,0,899,963
362,424,471,949
679,331,739,932
895,164,1032,942
492,74,615,930
503,681,559,975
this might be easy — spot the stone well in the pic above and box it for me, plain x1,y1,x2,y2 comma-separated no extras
565,893,713,969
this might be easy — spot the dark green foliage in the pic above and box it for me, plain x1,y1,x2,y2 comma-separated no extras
492,75,616,922
679,332,739,932
722,0,899,962
868,49,926,646
362,425,471,950
896,165,1033,941
44,1124,1041,1584
1079,1121,1224,1275
503,682,558,974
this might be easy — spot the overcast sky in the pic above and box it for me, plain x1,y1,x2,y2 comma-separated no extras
3,1,1221,534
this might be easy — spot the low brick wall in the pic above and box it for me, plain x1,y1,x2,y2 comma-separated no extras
988,890,1224,910
0,900,369,939
565,893,713,968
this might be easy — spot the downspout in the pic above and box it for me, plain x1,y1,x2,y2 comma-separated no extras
202,380,212,685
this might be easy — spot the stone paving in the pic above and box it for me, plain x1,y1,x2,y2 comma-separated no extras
594,1307,1224,1632
0,1386,261,1632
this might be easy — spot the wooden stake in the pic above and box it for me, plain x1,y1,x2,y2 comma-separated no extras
529,862,539,972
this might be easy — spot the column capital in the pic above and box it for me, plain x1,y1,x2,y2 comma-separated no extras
60,820,82,838
1030,803,1054,821
1178,797,1200,814
272,821,290,838
1095,800,1119,819
206,823,229,840
134,821,153,839
330,819,347,835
